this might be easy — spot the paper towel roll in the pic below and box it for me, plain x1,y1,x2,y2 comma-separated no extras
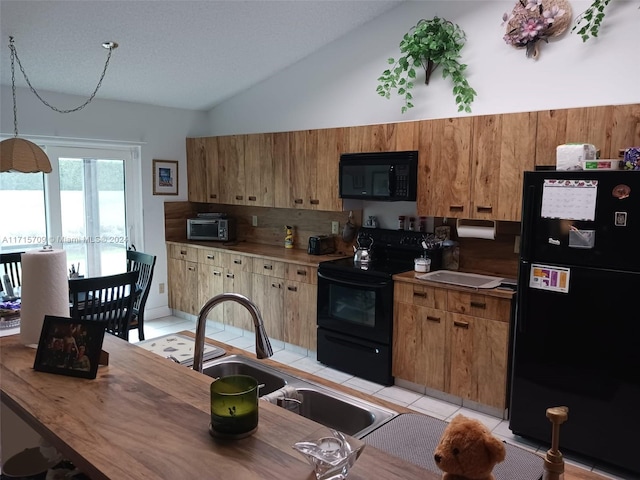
456,219,496,240
20,248,70,347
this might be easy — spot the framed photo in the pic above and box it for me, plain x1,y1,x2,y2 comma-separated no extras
153,159,179,195
33,316,106,380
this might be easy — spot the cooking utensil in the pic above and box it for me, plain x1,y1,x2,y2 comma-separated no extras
342,211,356,242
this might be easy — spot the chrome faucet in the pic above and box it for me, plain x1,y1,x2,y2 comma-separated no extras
192,293,273,373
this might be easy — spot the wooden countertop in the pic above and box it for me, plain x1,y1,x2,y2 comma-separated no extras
0,333,436,480
1,333,609,480
166,240,350,267
393,270,516,300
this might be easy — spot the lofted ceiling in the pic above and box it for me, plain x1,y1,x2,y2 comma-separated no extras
0,0,404,111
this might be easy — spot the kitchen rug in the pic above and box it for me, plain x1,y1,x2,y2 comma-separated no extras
363,413,544,480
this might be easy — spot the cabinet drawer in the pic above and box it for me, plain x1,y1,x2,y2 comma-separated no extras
198,248,224,267
285,264,317,284
169,244,198,262
223,253,253,272
394,282,446,309
252,258,286,278
447,291,511,322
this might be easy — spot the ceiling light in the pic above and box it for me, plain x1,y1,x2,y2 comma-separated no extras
0,36,118,173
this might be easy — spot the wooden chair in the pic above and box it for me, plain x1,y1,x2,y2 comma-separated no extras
69,271,139,341
126,249,157,341
0,252,23,294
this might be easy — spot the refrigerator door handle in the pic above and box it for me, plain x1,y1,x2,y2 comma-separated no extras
522,184,536,261
517,263,530,333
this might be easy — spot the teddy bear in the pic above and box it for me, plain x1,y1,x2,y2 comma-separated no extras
433,414,506,480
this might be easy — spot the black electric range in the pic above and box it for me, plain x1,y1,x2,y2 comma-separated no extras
316,228,443,385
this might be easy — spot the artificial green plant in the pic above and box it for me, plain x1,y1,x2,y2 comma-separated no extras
572,0,613,41
376,17,476,114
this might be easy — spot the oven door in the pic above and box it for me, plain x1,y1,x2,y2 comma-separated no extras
317,269,393,344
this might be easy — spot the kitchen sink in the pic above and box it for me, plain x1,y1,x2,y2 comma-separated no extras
202,357,288,396
200,354,398,438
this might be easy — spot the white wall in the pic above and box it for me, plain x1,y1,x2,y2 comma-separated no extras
0,86,209,317
209,0,640,135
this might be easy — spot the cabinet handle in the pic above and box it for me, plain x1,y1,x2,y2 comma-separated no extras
476,205,493,212
180,250,187,255
449,205,464,211
248,196,257,201
287,286,298,292
470,301,486,309
235,195,243,200
233,259,242,265
310,199,319,205
263,265,273,270
213,271,222,277
294,198,303,204
426,315,441,323
454,320,469,329
271,283,282,289
413,291,427,298
209,194,217,199
296,269,307,276
226,273,234,279
187,266,196,272
206,254,215,260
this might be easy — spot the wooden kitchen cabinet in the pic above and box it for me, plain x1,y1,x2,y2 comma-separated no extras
197,248,225,322
393,279,512,411
251,258,286,341
217,135,246,205
244,133,274,207
186,137,222,203
470,112,536,221
284,263,318,351
417,117,472,218
222,253,253,331
168,244,199,314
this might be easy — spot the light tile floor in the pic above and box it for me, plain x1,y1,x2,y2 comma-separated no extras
138,315,638,480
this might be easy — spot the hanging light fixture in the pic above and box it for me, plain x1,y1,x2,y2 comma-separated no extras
0,36,118,173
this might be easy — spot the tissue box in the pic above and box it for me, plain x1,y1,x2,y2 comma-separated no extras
556,144,597,171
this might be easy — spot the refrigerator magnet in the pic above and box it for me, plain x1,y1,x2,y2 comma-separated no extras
529,264,570,293
614,212,627,227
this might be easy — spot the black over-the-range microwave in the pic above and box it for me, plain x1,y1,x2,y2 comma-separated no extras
338,150,418,201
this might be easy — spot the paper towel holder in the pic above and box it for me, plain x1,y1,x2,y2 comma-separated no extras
456,218,497,240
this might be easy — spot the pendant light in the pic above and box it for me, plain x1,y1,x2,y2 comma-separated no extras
0,37,117,173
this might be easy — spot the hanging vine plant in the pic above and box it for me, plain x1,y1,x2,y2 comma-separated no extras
572,0,613,41
376,17,476,114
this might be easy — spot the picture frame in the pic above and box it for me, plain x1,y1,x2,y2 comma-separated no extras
33,315,106,380
153,159,179,195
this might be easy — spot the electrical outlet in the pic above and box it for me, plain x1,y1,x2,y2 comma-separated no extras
331,221,339,235
514,236,520,254
159,282,165,294
252,215,258,227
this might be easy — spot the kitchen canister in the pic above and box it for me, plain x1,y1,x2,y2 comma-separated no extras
20,247,70,347
414,257,431,273
621,147,640,170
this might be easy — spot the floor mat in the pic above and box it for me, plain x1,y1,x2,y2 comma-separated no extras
363,413,544,480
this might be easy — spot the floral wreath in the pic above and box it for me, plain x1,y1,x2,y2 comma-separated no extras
503,0,572,59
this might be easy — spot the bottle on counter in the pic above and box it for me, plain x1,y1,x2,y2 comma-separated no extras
284,225,294,249
408,217,415,231
398,216,405,230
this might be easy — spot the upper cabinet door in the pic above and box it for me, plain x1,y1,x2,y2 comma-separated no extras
417,117,472,218
217,135,245,205
471,112,536,221
535,106,613,167
244,133,274,207
273,131,291,209
610,104,640,159
287,130,317,209
186,137,208,203
315,127,343,212
203,137,221,202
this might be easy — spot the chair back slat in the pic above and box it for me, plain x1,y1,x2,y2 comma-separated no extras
69,271,139,341
1,252,24,292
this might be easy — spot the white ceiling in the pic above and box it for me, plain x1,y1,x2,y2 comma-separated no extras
0,0,403,111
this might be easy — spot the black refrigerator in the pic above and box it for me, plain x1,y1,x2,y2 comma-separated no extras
509,170,640,475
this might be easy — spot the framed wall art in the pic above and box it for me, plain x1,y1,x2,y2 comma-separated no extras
33,315,106,380
153,159,179,195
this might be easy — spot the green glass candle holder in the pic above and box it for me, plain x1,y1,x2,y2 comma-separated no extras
209,375,259,439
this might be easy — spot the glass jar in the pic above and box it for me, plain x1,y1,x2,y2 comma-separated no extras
210,375,259,439
414,257,431,273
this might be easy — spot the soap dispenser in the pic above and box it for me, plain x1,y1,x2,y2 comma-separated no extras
285,225,294,249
